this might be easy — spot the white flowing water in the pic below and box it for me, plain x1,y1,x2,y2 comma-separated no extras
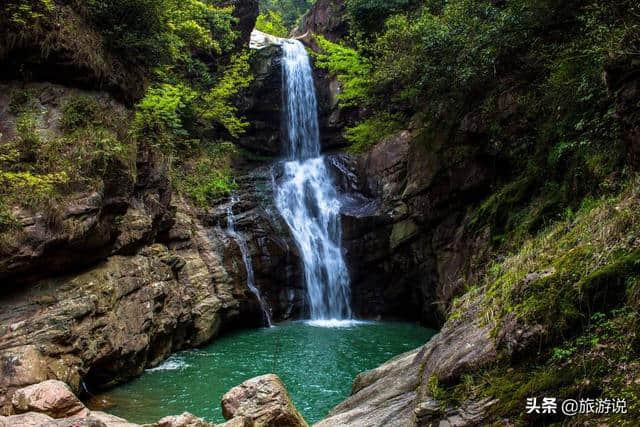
226,201,272,327
275,40,353,323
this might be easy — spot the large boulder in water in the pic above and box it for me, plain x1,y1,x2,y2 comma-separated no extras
221,374,308,427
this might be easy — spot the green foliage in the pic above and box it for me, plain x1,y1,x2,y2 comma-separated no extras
8,89,37,115
0,199,18,231
0,0,53,30
200,52,253,138
83,0,237,67
259,0,315,29
84,0,170,66
256,10,289,38
312,35,371,107
1,90,136,210
345,113,403,153
345,0,414,33
60,96,102,132
134,84,198,152
173,142,238,207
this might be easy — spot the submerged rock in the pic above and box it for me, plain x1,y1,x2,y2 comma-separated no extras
221,374,308,427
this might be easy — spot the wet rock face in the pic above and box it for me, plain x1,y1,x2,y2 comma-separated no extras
238,44,284,156
204,165,304,322
337,122,493,326
221,374,308,427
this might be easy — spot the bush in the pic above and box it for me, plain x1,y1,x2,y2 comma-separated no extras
84,0,170,66
256,10,289,37
200,52,253,138
134,84,198,152
345,113,403,153
312,35,371,107
60,96,101,132
174,142,238,206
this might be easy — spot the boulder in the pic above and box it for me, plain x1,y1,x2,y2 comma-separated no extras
11,380,87,418
0,412,56,427
151,412,214,427
221,374,307,427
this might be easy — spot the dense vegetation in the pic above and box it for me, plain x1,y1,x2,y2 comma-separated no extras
311,0,640,423
316,0,639,237
0,0,257,217
259,0,315,31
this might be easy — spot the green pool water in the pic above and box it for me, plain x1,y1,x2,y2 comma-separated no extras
100,321,436,424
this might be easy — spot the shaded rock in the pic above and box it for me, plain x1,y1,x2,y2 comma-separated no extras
0,83,172,291
293,0,348,42
221,374,307,427
0,199,261,414
230,0,259,50
239,35,283,156
11,380,87,418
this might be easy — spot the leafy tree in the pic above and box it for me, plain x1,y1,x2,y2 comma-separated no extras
259,0,315,30
256,10,289,37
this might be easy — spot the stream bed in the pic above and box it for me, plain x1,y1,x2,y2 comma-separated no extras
99,321,436,424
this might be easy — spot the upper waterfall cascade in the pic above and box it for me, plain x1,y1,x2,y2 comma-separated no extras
275,40,353,324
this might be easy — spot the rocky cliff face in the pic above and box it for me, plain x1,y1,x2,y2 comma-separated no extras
0,187,276,414
292,0,348,42
338,119,494,326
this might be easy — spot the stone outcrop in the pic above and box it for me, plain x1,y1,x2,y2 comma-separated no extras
0,83,173,290
153,412,215,427
238,32,283,156
0,194,271,414
316,303,498,427
339,119,493,326
292,0,348,42
221,374,308,427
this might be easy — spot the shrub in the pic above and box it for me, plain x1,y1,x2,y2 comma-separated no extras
60,96,101,132
255,10,289,37
83,0,170,66
345,113,404,153
174,142,238,207
200,52,253,138
312,36,371,107
134,84,198,152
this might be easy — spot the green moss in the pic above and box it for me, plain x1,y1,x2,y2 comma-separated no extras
173,142,238,207
8,89,38,115
311,35,372,108
577,249,640,311
345,112,404,153
60,96,101,132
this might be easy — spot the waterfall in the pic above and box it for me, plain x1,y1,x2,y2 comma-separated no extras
275,40,353,324
226,200,272,327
